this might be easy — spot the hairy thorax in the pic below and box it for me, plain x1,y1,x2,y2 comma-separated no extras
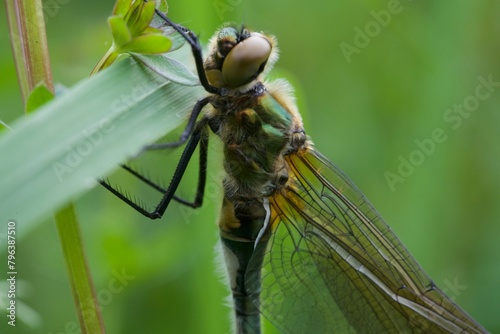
208,81,305,198
207,80,307,240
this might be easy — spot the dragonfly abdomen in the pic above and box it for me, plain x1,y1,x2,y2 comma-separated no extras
219,197,267,329
211,79,305,333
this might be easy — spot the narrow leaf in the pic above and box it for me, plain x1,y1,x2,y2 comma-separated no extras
121,34,172,54
130,0,156,36
125,0,143,26
132,53,199,86
112,0,132,16
0,58,204,238
25,82,54,113
108,15,132,47
156,0,168,13
0,120,10,131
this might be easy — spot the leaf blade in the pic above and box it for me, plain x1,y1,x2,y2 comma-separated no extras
0,58,204,237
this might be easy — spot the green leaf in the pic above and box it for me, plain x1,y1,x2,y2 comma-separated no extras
156,0,168,13
108,15,132,47
125,0,143,26
112,0,132,16
0,119,9,132
130,0,156,36
120,33,172,54
151,0,169,28
132,53,199,86
0,57,204,238
25,82,54,113
152,26,186,52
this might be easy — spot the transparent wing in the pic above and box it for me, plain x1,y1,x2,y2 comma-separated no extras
246,147,487,334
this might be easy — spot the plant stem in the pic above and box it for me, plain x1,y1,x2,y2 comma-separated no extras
4,0,105,333
54,206,106,334
91,47,119,76
5,0,53,101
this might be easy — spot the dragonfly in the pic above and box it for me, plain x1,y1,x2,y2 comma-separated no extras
100,4,489,334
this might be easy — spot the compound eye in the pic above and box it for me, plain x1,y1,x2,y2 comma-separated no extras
221,34,272,88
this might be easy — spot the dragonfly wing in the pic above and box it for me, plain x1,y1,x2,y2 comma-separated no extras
246,147,487,334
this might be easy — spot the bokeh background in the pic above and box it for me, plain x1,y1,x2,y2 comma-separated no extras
1,0,499,333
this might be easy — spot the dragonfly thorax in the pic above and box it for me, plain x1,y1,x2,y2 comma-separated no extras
207,80,306,199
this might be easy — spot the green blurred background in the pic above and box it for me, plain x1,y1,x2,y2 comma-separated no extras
1,0,499,333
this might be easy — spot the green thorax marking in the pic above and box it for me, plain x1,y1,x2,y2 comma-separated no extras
208,84,294,200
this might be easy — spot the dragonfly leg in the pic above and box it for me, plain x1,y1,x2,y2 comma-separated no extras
149,120,209,218
142,96,210,151
117,124,208,209
151,7,222,95
171,125,208,208
100,120,207,218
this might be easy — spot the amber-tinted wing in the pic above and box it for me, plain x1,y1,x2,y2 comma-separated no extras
245,147,487,334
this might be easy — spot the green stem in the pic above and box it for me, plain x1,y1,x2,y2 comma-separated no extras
4,0,105,333
55,206,106,334
5,0,53,100
91,47,119,76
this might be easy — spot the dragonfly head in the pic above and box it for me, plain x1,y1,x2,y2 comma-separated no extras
204,25,278,90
